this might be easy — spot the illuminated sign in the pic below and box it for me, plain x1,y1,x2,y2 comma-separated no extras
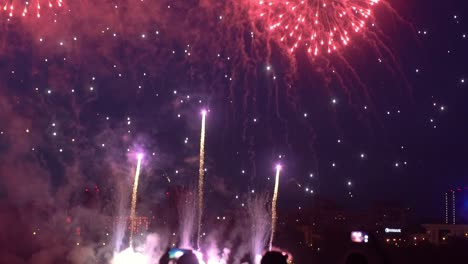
385,228,402,233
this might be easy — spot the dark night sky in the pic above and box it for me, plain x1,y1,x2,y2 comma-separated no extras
0,0,468,229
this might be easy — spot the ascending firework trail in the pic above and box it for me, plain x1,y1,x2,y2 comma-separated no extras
269,164,282,250
129,153,143,249
197,109,207,249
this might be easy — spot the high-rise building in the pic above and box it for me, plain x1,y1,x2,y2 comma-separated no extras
445,188,468,225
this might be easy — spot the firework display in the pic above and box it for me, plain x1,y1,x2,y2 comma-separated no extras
253,0,380,55
0,0,460,263
1,0,63,18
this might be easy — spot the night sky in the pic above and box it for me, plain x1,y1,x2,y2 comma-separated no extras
0,0,467,246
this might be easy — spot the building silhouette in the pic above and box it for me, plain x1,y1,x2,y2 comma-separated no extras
445,188,468,225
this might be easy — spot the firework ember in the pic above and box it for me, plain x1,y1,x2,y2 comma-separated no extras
1,0,63,18
253,0,380,55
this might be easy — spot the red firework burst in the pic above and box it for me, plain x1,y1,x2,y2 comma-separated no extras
254,0,380,55
1,0,63,18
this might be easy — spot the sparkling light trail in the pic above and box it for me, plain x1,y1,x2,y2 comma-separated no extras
129,153,143,249
197,109,207,249
269,164,281,250
253,0,380,55
1,0,63,18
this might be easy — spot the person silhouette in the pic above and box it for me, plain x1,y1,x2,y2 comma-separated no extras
177,252,199,264
261,251,288,264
